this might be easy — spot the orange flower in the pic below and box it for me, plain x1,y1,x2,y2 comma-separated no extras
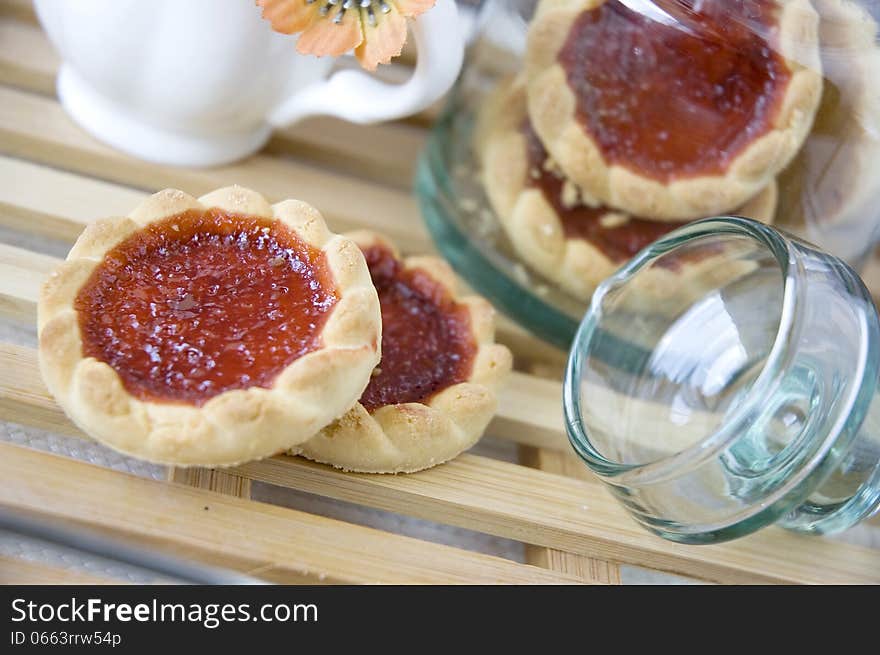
257,0,435,71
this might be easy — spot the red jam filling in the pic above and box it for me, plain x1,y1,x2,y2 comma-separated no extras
558,0,791,182
74,209,338,406
524,121,685,262
359,245,476,413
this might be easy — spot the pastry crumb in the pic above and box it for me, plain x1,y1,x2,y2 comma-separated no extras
561,180,581,209
541,156,564,178
600,212,630,229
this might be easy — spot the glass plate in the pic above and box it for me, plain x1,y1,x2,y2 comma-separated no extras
416,93,585,350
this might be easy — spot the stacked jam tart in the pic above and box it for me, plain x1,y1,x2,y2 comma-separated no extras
38,186,511,473
477,0,823,300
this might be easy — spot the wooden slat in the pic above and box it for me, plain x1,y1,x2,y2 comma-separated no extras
0,14,427,190
266,119,425,191
170,468,252,499
137,457,880,585
0,342,78,436
0,225,569,451
170,462,254,520
0,15,54,95
0,156,148,242
0,0,36,23
0,442,582,584
0,555,123,584
493,372,565,449
520,447,622,584
1,342,877,584
0,86,432,254
0,241,55,323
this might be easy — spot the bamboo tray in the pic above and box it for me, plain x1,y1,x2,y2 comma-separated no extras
1,1,878,585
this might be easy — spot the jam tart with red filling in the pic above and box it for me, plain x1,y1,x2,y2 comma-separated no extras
293,230,512,474
525,0,821,221
38,186,382,467
478,76,778,301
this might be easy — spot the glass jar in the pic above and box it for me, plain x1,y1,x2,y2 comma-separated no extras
415,0,880,349
563,217,880,543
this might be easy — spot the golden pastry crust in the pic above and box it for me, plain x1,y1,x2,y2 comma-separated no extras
293,231,512,474
777,0,880,236
525,0,821,221
38,186,382,467
479,77,778,301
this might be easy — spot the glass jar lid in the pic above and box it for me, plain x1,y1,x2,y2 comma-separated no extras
563,217,880,543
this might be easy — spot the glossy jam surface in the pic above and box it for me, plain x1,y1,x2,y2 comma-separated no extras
558,0,790,181
359,245,476,412
524,122,685,261
75,209,338,406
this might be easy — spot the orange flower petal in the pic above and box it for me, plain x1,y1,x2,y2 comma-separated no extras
355,8,408,71
257,1,435,70
256,0,319,35
297,6,364,58
393,0,436,18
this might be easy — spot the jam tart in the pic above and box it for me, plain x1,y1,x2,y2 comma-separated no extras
293,231,512,474
38,186,382,467
479,77,778,301
525,0,821,221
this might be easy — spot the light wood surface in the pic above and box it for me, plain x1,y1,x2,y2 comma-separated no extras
0,0,36,23
0,443,583,585
0,14,54,95
170,468,253,500
0,555,124,585
0,86,431,253
1,343,878,584
0,241,55,323
520,447,622,584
